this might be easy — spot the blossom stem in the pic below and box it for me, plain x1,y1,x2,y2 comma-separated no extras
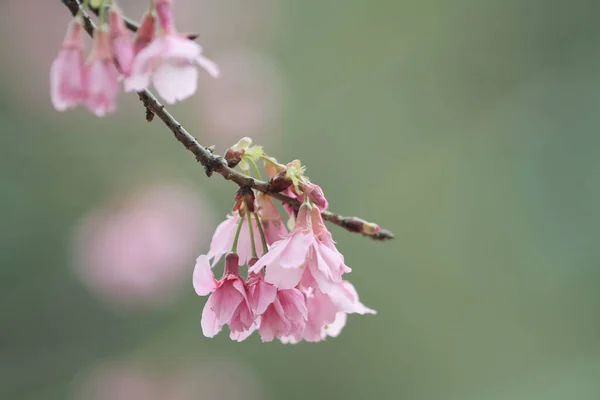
248,159,262,181
230,215,245,254
254,212,269,254
98,0,107,24
79,0,90,16
247,211,258,259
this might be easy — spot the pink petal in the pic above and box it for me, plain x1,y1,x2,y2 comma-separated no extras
152,61,198,104
86,61,120,117
249,238,287,272
201,297,221,337
264,221,289,246
230,323,257,342
279,288,308,320
206,215,239,266
197,54,220,78
329,281,377,315
211,280,244,324
251,279,278,315
279,232,314,269
50,49,86,111
124,72,151,92
113,35,135,76
192,255,217,296
324,312,347,337
264,264,304,290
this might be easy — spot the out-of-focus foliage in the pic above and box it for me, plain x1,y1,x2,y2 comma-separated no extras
1,0,600,399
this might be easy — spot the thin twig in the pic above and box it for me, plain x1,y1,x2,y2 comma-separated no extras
60,0,394,241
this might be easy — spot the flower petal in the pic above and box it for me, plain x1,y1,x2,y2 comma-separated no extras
325,312,347,337
264,263,304,290
279,232,314,269
211,280,244,324
201,297,222,337
152,61,198,103
192,255,217,295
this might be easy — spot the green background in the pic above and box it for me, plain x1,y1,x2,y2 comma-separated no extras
1,0,600,399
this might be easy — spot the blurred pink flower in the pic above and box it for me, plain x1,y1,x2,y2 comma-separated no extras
72,183,214,308
109,5,135,76
125,0,219,103
74,363,160,400
86,29,120,117
197,50,284,146
74,358,262,400
50,17,86,111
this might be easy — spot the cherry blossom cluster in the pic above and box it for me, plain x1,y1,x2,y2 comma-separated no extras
193,139,376,343
51,0,219,117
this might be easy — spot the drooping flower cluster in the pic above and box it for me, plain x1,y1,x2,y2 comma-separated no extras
193,139,376,343
51,0,219,117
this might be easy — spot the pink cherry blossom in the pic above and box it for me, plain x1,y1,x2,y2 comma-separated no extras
125,0,219,103
258,287,307,342
249,204,345,292
50,17,86,111
301,288,338,342
109,5,135,76
193,253,254,339
324,281,376,338
257,193,288,245
206,211,264,267
86,29,120,117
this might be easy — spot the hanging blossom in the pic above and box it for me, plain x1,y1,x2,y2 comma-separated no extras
125,0,220,103
86,28,120,117
50,16,87,111
50,0,219,115
193,143,375,343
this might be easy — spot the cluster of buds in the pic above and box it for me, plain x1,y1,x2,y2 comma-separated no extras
193,139,375,343
51,0,219,117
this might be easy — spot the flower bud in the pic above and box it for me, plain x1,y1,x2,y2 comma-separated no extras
268,169,293,193
304,182,328,211
362,222,380,236
233,187,255,216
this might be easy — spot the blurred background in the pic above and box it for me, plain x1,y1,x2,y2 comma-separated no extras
1,0,600,399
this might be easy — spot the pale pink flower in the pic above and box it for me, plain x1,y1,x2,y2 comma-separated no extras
246,272,278,315
301,288,338,342
206,211,264,267
250,204,346,292
50,17,86,111
125,0,219,103
72,183,211,308
324,281,376,338
257,193,288,245
86,29,120,117
109,5,135,76
258,287,307,342
193,253,254,339
282,282,376,343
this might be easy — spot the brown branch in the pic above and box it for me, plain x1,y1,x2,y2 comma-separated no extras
61,0,394,241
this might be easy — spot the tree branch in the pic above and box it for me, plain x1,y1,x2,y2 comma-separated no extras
60,0,394,241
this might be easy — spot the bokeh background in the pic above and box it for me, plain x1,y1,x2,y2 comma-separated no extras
2,0,600,399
